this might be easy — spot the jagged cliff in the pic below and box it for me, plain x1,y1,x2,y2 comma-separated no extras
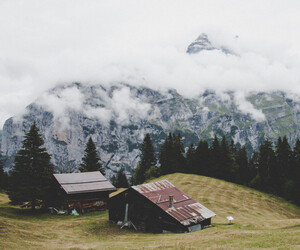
2,82,300,178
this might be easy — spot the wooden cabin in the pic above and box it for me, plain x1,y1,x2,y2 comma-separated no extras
53,171,116,213
109,179,216,233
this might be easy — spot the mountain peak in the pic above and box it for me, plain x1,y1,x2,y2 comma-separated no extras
186,33,235,55
186,33,215,54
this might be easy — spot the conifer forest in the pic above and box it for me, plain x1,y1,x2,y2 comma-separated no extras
134,133,300,206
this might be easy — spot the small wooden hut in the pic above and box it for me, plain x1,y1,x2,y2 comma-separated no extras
53,171,116,213
109,179,216,233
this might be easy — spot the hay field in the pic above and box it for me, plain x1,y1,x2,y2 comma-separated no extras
0,173,300,249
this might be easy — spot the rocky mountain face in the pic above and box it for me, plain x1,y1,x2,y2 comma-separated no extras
2,82,300,178
187,33,235,55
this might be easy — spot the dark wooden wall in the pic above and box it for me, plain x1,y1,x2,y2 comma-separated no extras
109,189,188,233
67,191,110,213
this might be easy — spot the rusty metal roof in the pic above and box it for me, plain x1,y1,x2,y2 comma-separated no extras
132,179,216,226
53,171,116,194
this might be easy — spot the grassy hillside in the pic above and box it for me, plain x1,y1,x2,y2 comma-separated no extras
1,173,300,249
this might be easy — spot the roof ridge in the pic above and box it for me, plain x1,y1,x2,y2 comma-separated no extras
60,179,109,185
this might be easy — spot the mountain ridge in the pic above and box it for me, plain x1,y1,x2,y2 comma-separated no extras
2,82,300,177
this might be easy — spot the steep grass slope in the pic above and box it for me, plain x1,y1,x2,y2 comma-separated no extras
0,173,300,249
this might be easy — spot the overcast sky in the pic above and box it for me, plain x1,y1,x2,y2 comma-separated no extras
1,0,300,128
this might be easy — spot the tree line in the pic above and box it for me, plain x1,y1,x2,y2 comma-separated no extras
134,133,300,206
1,122,299,209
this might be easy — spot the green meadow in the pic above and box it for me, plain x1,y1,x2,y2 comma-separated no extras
1,173,300,249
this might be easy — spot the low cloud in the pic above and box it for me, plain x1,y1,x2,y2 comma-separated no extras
111,88,151,125
37,85,151,128
1,0,300,127
37,86,84,129
84,106,112,125
234,91,266,122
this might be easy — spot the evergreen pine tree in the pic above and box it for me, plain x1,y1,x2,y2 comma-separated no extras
133,164,159,185
293,139,300,166
278,136,292,178
80,137,105,175
194,140,210,176
258,139,276,192
7,122,54,209
274,136,292,194
140,134,156,170
111,175,117,187
244,138,254,159
186,143,196,173
159,133,173,175
135,134,156,184
114,169,129,188
229,140,237,157
144,165,159,180
0,161,7,190
173,133,186,172
159,133,186,175
0,161,3,183
248,151,261,188
219,136,234,181
132,164,144,185
236,146,249,185
292,140,300,204
210,135,221,177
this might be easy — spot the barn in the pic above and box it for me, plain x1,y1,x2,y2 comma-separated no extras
53,171,116,213
109,179,216,233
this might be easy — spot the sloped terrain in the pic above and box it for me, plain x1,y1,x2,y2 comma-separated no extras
0,173,300,249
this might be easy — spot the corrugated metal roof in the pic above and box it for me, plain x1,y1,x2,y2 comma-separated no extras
132,179,216,226
53,171,116,194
